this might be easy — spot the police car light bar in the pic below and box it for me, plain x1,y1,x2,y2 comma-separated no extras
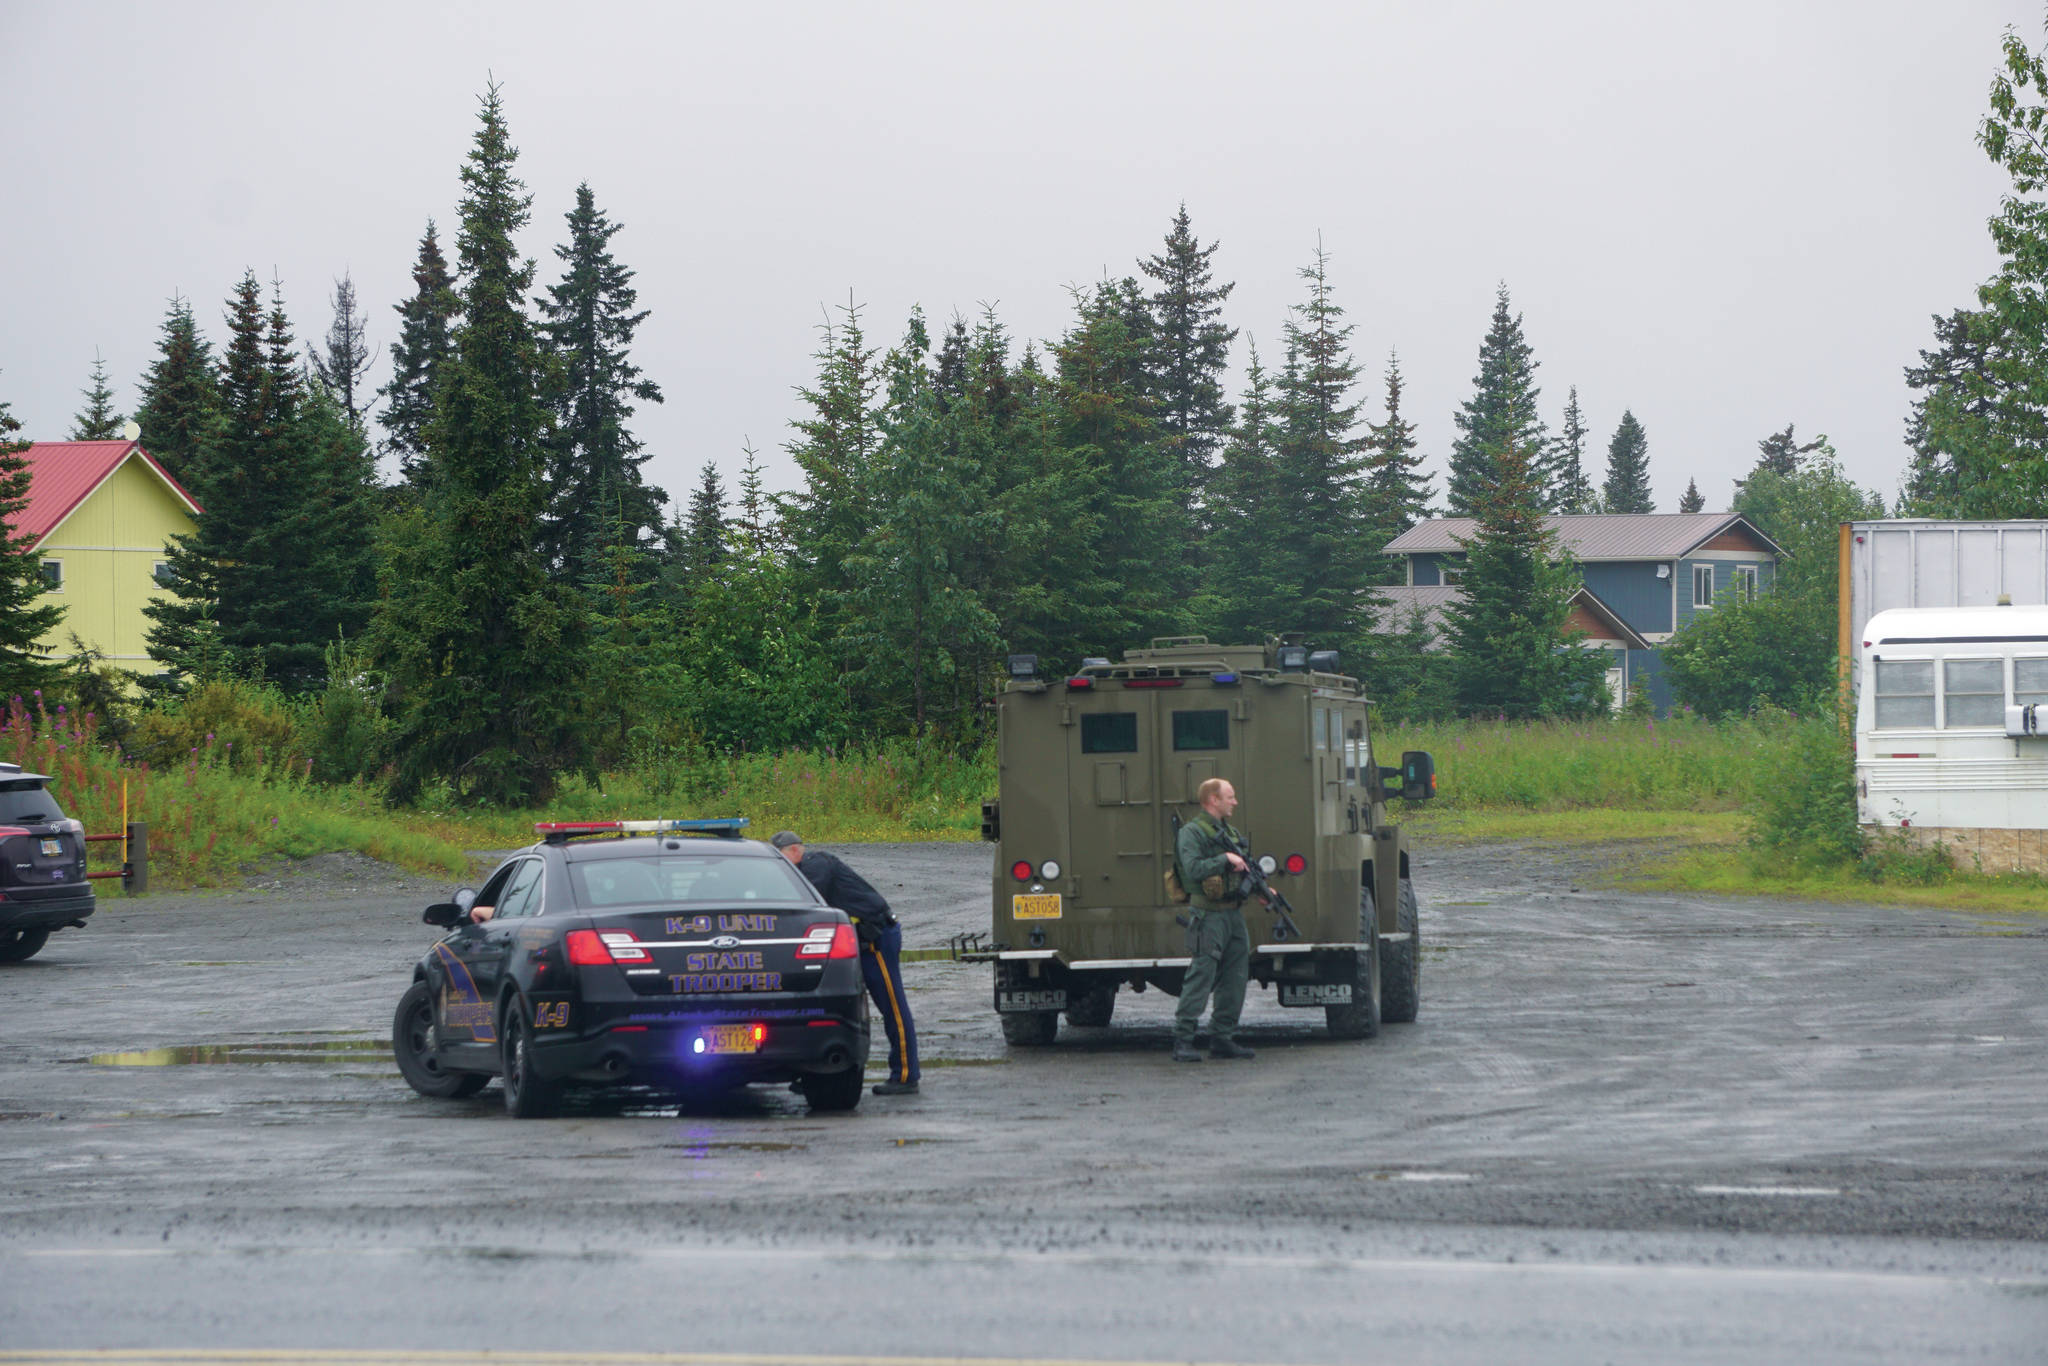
534,817,750,839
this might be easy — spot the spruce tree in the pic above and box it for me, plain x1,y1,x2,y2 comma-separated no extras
1901,310,1998,513
677,461,729,583
374,83,590,805
780,296,881,644
1269,246,1372,641
1360,350,1433,576
1679,477,1705,513
732,438,774,553
538,182,667,581
0,389,67,696
307,271,377,431
1549,385,1596,512
378,220,459,487
1446,284,1547,515
70,350,126,440
1204,340,1290,638
1441,437,1605,718
133,294,217,484
1139,204,1237,535
1601,409,1654,513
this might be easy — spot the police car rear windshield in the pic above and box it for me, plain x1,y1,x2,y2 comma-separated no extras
569,855,813,909
0,781,63,825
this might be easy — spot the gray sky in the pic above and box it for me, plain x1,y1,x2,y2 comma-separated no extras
2,0,2037,517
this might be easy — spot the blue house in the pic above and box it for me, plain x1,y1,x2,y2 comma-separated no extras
1378,512,1784,712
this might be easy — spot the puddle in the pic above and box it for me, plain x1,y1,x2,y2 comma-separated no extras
89,1039,390,1067
660,1140,802,1153
889,1136,955,1147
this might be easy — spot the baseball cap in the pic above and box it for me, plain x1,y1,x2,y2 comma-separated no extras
770,830,803,849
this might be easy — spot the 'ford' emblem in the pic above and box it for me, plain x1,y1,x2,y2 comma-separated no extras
709,934,741,948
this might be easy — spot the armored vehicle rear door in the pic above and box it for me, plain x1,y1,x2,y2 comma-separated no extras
1069,692,1159,909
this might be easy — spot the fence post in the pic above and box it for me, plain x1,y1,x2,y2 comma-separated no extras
123,821,148,896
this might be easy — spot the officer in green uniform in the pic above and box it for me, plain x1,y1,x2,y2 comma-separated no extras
1173,776,1255,1062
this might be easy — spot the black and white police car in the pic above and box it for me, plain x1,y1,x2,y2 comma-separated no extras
0,762,94,962
393,818,871,1115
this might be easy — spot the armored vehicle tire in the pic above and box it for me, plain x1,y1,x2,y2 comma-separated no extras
799,1066,864,1112
0,929,49,962
1001,1010,1060,1046
1325,885,1382,1041
1066,979,1116,1028
501,996,562,1118
1380,878,1421,1025
393,982,490,1099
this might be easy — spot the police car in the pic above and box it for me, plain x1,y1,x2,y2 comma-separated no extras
0,762,94,962
392,818,871,1115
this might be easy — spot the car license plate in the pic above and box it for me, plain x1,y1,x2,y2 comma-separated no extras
1013,893,1062,920
703,1024,762,1055
39,838,61,857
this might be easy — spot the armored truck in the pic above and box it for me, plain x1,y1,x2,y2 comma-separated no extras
971,637,1435,1045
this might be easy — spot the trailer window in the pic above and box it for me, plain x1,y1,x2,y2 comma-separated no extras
2018,659,2048,706
1873,660,1934,729
1080,712,1139,754
1171,709,1230,751
1943,659,2005,728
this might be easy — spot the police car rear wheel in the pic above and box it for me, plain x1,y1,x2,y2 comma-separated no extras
798,1066,864,1112
0,929,49,962
1325,885,1382,1041
1001,1010,1059,1046
501,998,562,1118
1380,878,1421,1025
392,982,488,1099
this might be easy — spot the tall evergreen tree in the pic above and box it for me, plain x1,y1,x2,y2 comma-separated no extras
1902,309,1999,512
732,438,773,553
1268,246,1372,640
1751,423,1821,479
1679,477,1705,513
676,461,728,583
307,271,377,432
70,350,125,440
781,297,882,642
1601,409,1654,513
1549,385,1596,512
1446,284,1547,516
537,182,666,581
378,220,459,487
133,294,217,483
1139,205,1237,534
1205,340,1290,638
374,84,590,805
1441,437,1606,718
1360,349,1433,578
0,389,67,696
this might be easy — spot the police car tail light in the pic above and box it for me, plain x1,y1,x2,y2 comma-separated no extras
827,924,858,959
599,930,651,962
565,929,650,966
1284,853,1308,876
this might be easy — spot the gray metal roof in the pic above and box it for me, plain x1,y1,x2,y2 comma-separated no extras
1383,512,1780,560
1370,583,1652,651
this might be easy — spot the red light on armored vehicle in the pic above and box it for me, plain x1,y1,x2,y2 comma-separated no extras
1283,853,1308,875
1010,860,1033,881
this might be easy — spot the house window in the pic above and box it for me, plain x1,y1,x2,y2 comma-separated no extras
2017,659,2048,707
153,560,174,587
1733,564,1759,602
38,559,62,592
1440,563,1464,584
1873,660,1935,730
1691,563,1714,608
1942,659,2005,728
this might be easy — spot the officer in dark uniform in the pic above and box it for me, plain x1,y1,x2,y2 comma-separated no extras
773,831,920,1095
1172,777,1255,1062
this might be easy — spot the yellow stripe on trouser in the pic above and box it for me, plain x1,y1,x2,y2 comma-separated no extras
870,946,910,1082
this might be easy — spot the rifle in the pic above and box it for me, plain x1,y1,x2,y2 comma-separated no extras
1234,857,1304,941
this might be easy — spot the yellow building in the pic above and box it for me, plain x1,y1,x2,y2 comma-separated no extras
13,440,203,666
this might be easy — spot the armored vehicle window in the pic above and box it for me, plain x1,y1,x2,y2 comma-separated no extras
1943,659,2005,728
2018,658,2048,706
1172,709,1230,751
1873,660,1934,730
1080,713,1139,754
1314,707,1330,750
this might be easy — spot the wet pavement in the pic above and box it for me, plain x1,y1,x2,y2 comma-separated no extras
2,839,2046,1363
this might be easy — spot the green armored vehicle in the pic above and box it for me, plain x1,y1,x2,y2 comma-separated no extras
971,637,1436,1045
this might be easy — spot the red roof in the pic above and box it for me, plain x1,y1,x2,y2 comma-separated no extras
7,441,203,547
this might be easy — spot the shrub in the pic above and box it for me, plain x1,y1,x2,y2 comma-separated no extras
130,676,304,776
1743,710,1862,872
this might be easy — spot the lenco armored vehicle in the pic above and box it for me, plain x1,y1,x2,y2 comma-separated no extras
970,637,1435,1044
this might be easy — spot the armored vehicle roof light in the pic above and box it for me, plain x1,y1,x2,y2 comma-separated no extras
1008,654,1039,680
1211,671,1239,685
1079,656,1111,671
1276,644,1310,671
1308,649,1340,673
1065,675,1094,690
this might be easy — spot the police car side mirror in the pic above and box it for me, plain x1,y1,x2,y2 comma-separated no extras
1400,751,1437,802
423,887,477,927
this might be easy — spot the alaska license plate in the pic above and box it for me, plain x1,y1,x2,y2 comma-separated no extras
702,1024,762,1055
1012,893,1063,920
39,838,61,857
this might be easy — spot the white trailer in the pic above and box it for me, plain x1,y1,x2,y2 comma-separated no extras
1841,519,2048,657
1855,604,2048,873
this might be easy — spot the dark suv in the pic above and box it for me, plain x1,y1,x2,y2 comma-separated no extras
0,763,95,961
